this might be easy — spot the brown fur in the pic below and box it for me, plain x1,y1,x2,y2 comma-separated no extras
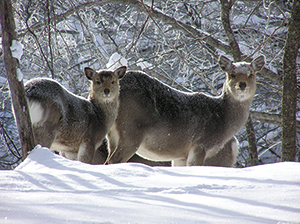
203,136,239,167
106,56,264,166
25,66,126,163
95,136,238,167
94,138,172,166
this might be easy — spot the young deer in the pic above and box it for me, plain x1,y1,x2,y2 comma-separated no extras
25,66,126,163
106,55,264,166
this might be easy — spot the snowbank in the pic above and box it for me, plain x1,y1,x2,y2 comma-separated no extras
0,146,299,223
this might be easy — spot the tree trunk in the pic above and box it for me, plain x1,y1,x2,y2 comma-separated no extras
245,116,259,166
0,0,35,160
281,0,300,161
220,0,241,61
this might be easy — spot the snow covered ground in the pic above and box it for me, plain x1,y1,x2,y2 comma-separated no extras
0,146,299,224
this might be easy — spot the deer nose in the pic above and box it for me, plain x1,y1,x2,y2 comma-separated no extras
104,88,110,95
239,82,246,90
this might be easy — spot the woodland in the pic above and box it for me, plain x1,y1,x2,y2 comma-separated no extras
0,0,299,169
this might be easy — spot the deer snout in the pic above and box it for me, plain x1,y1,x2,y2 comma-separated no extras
239,82,246,90
104,88,110,96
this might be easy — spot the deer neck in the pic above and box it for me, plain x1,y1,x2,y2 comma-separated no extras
90,96,119,126
220,89,253,136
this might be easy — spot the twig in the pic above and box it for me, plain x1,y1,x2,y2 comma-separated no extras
242,1,262,29
125,0,154,57
25,0,55,78
0,120,22,159
46,0,55,79
245,19,286,61
68,0,108,65
139,1,218,95
258,142,281,159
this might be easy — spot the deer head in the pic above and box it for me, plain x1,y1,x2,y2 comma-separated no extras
218,55,265,101
84,66,127,102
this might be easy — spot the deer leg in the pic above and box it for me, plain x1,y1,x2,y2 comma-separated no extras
77,139,95,163
172,158,187,166
106,144,138,164
61,151,78,160
203,137,239,167
106,136,140,164
106,127,143,164
33,124,57,148
187,147,206,166
92,139,108,164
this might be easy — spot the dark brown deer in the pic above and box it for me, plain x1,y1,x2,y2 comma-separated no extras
25,66,126,163
105,55,264,166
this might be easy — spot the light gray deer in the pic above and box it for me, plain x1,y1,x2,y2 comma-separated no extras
25,66,126,163
105,55,264,166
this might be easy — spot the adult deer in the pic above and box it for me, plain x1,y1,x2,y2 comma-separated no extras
25,66,126,163
105,55,264,166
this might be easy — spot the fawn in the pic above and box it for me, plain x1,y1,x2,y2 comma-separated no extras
105,55,264,166
25,66,126,163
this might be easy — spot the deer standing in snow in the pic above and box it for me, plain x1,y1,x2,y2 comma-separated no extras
105,55,264,166
25,66,126,163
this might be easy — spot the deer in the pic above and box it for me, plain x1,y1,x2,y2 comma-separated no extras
25,66,126,163
105,55,265,166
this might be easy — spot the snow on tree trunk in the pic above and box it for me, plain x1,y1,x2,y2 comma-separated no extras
0,0,35,160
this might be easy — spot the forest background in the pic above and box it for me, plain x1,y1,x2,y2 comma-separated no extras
0,0,299,169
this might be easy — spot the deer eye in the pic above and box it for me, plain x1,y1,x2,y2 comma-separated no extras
249,74,253,78
112,81,115,84
96,81,101,84
230,74,236,78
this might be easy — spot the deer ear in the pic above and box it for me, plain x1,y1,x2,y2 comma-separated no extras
114,66,127,79
218,55,233,72
251,55,265,72
84,67,96,80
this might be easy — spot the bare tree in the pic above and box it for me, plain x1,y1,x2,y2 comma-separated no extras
281,0,300,161
0,0,35,160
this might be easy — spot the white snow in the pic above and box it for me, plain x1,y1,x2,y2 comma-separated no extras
233,14,265,26
136,59,153,70
0,76,7,86
10,40,24,61
0,146,299,224
16,68,23,82
106,52,128,70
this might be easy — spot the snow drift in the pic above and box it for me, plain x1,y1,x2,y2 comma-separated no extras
0,146,299,223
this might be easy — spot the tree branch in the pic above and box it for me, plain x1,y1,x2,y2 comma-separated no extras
15,0,284,85
250,111,300,133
